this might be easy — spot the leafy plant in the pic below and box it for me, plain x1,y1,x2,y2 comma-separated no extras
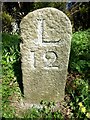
66,78,90,119
2,33,21,118
69,29,90,75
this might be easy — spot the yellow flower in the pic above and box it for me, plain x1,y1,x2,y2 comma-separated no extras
78,102,83,107
86,85,88,89
81,107,86,114
86,113,90,118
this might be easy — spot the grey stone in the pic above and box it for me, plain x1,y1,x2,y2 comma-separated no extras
20,7,72,107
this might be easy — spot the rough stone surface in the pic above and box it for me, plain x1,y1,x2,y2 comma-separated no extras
20,7,72,107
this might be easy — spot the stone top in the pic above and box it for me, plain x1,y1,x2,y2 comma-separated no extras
20,7,72,47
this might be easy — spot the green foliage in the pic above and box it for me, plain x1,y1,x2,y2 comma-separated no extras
23,101,63,119
66,78,90,119
66,3,90,31
69,29,90,75
2,33,21,118
33,2,66,12
2,12,13,33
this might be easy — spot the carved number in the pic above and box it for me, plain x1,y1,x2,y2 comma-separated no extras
43,51,58,69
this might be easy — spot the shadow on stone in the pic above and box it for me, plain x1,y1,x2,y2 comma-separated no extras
13,59,24,95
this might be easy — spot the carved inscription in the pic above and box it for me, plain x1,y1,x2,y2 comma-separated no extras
37,17,44,45
30,51,36,69
44,51,57,67
37,17,60,44
31,17,59,69
43,51,58,69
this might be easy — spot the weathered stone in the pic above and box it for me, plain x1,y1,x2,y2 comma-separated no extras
20,7,72,107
